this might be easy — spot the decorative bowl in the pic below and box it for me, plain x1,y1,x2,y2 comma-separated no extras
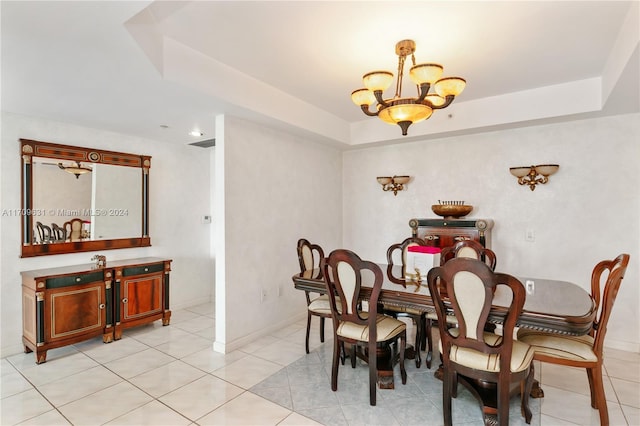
431,203,473,218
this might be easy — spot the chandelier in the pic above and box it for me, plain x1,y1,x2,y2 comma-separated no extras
351,39,466,136
58,161,92,179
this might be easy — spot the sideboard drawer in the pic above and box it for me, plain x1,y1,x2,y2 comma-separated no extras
46,271,105,289
122,263,164,277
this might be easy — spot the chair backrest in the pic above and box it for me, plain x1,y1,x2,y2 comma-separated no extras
35,221,52,243
590,253,630,356
64,218,84,241
297,238,325,279
51,223,67,242
386,237,428,283
427,257,526,370
440,240,497,271
323,249,382,330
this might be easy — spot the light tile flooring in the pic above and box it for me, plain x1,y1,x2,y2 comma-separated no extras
2,302,638,425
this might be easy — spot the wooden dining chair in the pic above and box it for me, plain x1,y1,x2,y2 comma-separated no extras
35,221,52,244
440,239,497,270
297,238,332,354
518,253,630,426
323,248,407,406
426,239,499,365
385,237,431,368
51,223,67,242
64,218,83,241
427,257,535,426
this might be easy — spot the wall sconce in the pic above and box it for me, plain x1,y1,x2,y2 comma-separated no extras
377,175,410,195
509,164,559,191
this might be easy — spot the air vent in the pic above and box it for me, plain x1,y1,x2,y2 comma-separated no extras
189,138,216,148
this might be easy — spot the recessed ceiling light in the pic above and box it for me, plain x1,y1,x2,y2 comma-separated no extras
189,130,204,137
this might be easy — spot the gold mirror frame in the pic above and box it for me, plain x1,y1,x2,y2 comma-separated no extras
20,139,151,257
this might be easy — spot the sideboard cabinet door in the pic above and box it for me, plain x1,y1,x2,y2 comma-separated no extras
113,260,172,339
21,268,112,364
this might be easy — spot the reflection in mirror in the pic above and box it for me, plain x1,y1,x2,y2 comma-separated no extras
21,139,151,257
31,159,142,243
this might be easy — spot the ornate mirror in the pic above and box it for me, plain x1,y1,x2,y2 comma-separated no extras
20,139,151,257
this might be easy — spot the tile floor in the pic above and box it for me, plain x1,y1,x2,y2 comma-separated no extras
1,302,638,425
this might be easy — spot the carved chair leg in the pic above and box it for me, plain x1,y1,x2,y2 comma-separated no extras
590,365,609,426
368,340,377,406
498,374,510,426
331,339,340,391
319,317,325,343
586,365,597,408
414,315,422,368
521,364,534,424
443,367,453,426
399,333,407,384
425,317,433,369
305,312,312,354
350,344,357,368
451,371,458,398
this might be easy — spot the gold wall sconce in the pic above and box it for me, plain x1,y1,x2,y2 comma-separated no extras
509,164,559,191
377,175,410,195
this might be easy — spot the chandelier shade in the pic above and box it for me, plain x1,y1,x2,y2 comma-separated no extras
409,63,443,84
58,161,92,179
378,101,432,126
363,71,394,91
434,77,467,97
351,39,466,136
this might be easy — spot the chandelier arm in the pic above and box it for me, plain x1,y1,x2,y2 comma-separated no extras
374,90,391,108
430,95,456,110
416,83,431,103
360,105,379,117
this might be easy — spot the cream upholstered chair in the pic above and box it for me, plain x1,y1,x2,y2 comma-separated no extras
323,249,407,406
385,237,431,368
64,218,83,241
297,238,332,354
426,240,498,366
440,239,497,269
518,253,630,426
427,257,535,426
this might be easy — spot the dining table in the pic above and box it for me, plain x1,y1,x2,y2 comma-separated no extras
292,263,596,421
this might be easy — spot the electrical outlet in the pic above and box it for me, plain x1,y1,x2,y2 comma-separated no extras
277,284,283,297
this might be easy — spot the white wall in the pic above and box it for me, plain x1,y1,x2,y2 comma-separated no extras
214,116,342,352
343,113,640,352
0,112,214,357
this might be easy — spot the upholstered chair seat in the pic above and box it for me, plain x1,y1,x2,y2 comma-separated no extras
517,330,597,362
337,313,406,342
444,329,535,373
308,294,341,315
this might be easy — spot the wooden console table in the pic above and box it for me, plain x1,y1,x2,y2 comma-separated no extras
409,218,493,249
21,257,172,363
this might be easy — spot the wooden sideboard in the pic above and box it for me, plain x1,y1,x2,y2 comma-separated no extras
409,218,493,249
21,257,171,363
